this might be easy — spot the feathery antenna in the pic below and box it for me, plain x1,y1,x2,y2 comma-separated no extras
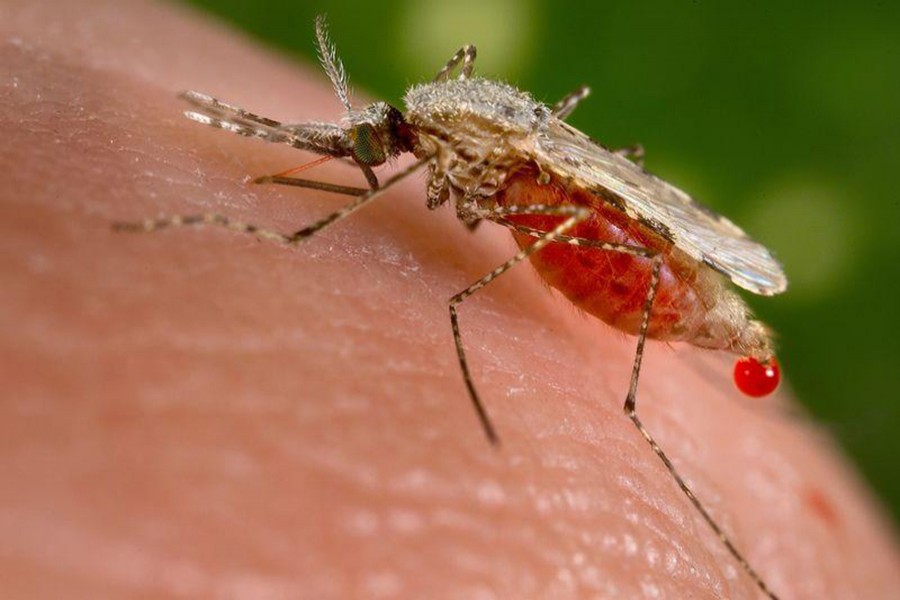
315,14,352,113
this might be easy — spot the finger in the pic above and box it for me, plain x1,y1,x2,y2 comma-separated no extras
2,1,899,599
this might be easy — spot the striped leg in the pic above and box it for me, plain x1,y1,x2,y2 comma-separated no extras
433,45,477,82
622,256,780,600
467,208,779,598
551,85,591,120
450,203,656,444
490,216,652,256
113,158,428,244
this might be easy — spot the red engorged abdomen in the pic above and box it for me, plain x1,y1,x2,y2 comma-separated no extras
495,167,714,343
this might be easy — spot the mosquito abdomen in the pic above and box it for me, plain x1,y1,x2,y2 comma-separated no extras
496,166,768,357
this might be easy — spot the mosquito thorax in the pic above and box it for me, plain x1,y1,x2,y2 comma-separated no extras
403,78,550,190
347,102,413,166
400,78,552,205
404,78,549,136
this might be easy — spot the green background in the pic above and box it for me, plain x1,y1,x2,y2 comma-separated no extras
185,0,900,521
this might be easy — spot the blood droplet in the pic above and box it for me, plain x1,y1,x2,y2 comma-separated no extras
733,356,780,397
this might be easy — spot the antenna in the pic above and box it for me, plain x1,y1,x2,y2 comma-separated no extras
315,15,352,113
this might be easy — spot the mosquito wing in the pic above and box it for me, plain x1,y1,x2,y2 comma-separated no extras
529,119,787,296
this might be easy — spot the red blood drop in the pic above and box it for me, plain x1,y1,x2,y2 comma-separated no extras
733,357,780,397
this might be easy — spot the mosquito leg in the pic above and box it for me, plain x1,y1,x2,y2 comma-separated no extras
358,164,380,190
476,207,778,595
492,217,652,256
449,204,592,444
449,201,661,444
623,258,779,600
426,170,450,210
113,157,429,244
252,176,369,197
614,143,645,168
459,46,477,80
282,157,424,240
254,162,377,195
551,85,591,120
252,153,378,194
112,213,297,244
433,45,477,82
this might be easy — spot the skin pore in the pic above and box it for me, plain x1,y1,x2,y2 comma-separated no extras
2,0,899,597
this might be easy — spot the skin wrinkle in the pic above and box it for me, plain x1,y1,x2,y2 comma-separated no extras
1,1,899,599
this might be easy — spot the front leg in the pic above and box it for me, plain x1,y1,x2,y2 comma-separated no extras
426,164,450,210
114,158,429,244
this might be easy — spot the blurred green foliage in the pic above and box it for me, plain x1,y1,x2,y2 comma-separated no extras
186,0,900,520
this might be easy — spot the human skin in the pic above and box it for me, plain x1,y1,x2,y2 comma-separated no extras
1,1,898,598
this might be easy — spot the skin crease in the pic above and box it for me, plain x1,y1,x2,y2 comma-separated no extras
1,1,899,598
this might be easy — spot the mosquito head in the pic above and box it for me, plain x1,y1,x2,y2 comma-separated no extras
345,102,415,166
314,16,415,166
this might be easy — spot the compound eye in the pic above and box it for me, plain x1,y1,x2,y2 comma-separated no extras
352,123,387,166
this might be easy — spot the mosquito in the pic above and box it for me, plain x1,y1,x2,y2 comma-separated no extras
115,15,788,599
